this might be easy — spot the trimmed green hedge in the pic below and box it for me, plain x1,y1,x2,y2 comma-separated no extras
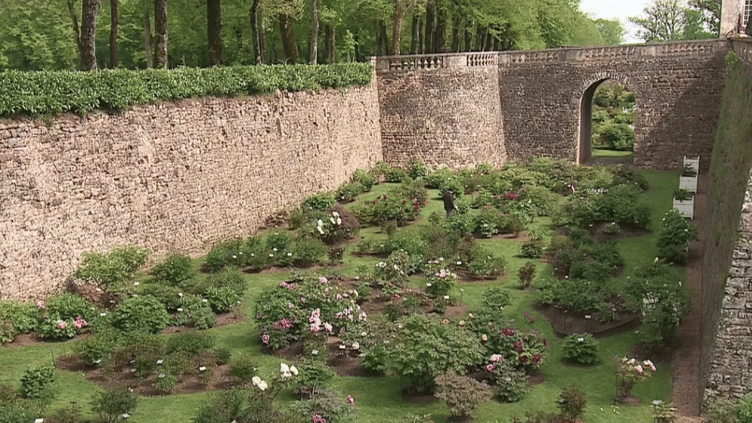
0,63,373,117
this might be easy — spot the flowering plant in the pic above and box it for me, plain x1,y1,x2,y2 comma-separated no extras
424,260,458,299
616,357,657,398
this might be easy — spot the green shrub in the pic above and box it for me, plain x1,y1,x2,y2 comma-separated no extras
110,295,170,334
518,262,536,289
0,64,373,117
73,245,148,290
390,315,484,395
612,165,649,190
481,286,512,312
425,167,455,189
73,332,117,366
352,169,377,191
203,239,244,273
167,330,216,355
434,374,492,419
335,181,365,202
290,388,353,423
519,241,544,259
0,301,39,335
189,304,216,330
20,364,56,400
486,361,529,403
303,192,337,212
674,187,694,201
561,334,600,365
91,387,139,423
657,209,699,265
151,253,196,286
557,383,587,421
707,397,739,423
193,388,247,423
45,293,95,322
293,237,329,267
361,344,389,375
295,359,337,396
37,317,79,340
468,251,507,279
139,283,183,311
229,354,258,384
407,159,428,179
0,404,39,422
48,403,82,423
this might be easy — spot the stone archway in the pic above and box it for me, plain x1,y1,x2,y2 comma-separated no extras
577,71,632,164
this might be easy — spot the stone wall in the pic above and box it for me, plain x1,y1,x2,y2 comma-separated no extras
0,86,382,300
702,45,752,402
497,41,727,171
377,57,506,170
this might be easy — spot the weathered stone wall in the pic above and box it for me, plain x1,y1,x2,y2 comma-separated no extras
702,43,752,403
497,41,727,171
0,87,382,300
377,61,506,170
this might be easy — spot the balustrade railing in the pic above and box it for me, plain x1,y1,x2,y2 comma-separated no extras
374,39,726,72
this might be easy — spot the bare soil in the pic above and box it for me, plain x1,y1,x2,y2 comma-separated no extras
535,301,641,338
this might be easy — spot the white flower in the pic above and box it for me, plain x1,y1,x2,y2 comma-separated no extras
426,283,432,287
177,308,183,312
133,282,139,286
336,218,342,225
317,219,323,227
178,292,183,297
290,365,298,376
443,295,450,300
252,376,261,386
351,341,360,350
311,349,319,356
157,359,164,365
577,337,584,342
280,363,290,374
257,381,268,391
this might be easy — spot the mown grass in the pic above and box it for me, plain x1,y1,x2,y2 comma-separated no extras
0,170,682,423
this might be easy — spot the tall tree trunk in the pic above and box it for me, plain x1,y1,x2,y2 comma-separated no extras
379,21,390,55
259,16,267,63
80,0,100,70
474,25,483,51
109,0,118,67
424,0,435,53
391,1,409,56
310,0,318,63
326,25,335,63
67,0,82,67
154,0,168,68
484,28,492,51
464,22,472,51
410,14,421,54
207,0,223,65
353,33,360,61
434,1,446,53
250,0,264,64
143,1,152,68
279,13,298,63
450,14,461,52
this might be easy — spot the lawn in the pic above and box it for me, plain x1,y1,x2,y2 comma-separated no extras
0,165,685,423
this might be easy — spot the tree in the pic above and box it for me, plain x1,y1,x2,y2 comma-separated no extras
310,0,319,63
143,0,152,68
250,0,265,63
629,0,685,42
392,0,425,56
595,18,625,45
682,8,714,39
688,0,720,36
80,0,101,70
110,0,118,67
208,0,223,65
154,0,168,68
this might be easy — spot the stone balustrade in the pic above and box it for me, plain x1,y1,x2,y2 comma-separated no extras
374,39,727,71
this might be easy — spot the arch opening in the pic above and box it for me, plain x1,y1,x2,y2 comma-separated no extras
578,78,636,165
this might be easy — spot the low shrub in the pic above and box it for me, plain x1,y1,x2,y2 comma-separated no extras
599,123,634,150
468,251,507,279
335,181,366,202
295,359,337,397
434,374,492,419
293,237,329,266
290,388,354,423
352,169,377,191
91,387,139,423
486,360,529,403
20,364,56,400
304,192,337,212
361,344,389,375
110,295,170,334
0,300,39,336
561,334,600,365
657,209,699,265
481,286,512,312
189,304,216,330
166,330,216,355
73,332,117,366
203,239,244,273
139,283,183,311
518,262,536,289
557,383,587,421
73,245,148,290
229,354,258,384
741,393,752,423
519,241,544,258
706,396,739,423
151,253,196,286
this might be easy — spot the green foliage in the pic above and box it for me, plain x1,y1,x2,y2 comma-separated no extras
407,159,428,180
538,277,617,315
468,251,507,279
229,354,258,384
0,64,374,117
110,296,171,334
0,300,39,336
561,334,600,365
290,388,353,423
295,359,337,394
0,404,40,422
389,315,484,395
304,192,337,212
151,253,196,287
335,181,366,202
20,364,56,400
599,123,634,150
434,374,492,419
707,397,739,423
481,287,512,312
45,293,96,321
139,284,184,311
167,331,216,355
189,304,217,330
557,383,587,421
192,388,248,423
519,241,544,258
48,403,82,423
626,262,691,349
73,245,148,290
518,262,537,289
361,344,390,375
657,209,699,264
351,169,377,191
91,387,139,423
741,393,752,423
73,332,117,366
652,401,678,423
486,361,529,403
203,239,245,273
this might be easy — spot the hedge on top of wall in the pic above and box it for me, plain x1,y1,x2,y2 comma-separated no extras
0,62,373,117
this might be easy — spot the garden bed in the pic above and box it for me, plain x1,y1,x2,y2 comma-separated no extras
535,302,641,338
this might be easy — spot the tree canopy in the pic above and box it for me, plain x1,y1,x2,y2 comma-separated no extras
628,0,720,42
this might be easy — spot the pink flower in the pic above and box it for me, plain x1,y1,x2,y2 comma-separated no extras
529,316,536,323
310,324,320,333
56,320,67,330
490,354,502,362
394,294,401,300
323,322,333,333
36,300,45,309
312,414,327,423
486,364,494,371
261,334,270,344
347,394,355,405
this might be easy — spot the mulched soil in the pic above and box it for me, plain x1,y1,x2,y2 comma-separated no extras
535,300,641,338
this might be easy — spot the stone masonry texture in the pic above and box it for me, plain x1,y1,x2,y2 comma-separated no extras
0,87,381,300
